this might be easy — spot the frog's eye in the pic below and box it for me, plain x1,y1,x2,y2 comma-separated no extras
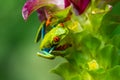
53,36,60,42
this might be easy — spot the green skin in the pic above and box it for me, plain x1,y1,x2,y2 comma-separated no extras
37,23,69,59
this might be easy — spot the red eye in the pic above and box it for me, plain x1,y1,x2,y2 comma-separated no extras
53,36,60,42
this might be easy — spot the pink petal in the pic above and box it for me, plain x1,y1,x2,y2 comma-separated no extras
22,0,65,20
37,8,46,21
70,0,91,14
64,0,71,8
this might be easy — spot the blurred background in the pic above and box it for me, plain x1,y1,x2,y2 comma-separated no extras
0,0,65,80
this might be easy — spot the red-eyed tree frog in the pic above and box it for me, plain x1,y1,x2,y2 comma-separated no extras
36,23,71,59
34,6,73,59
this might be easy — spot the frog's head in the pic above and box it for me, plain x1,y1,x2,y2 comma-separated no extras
37,23,72,59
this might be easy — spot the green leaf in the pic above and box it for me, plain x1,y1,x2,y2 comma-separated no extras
111,34,120,49
99,14,119,39
88,3,110,33
100,3,120,39
106,65,120,80
111,25,120,36
71,76,80,80
97,44,118,69
80,34,101,58
66,50,90,68
89,66,120,80
111,49,120,67
99,2,120,39
52,62,93,80
51,62,80,80
48,6,72,27
106,0,120,6
53,6,71,19
88,68,106,80
118,50,120,65
88,12,106,33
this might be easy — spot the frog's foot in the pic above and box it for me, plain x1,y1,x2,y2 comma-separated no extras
37,51,55,59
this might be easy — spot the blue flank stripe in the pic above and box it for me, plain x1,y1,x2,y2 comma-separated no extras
41,23,46,39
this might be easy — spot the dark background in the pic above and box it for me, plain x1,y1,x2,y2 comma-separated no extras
0,0,65,80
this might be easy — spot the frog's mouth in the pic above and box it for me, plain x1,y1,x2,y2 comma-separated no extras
37,43,72,59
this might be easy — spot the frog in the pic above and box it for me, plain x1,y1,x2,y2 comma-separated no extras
34,6,73,59
36,23,70,59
